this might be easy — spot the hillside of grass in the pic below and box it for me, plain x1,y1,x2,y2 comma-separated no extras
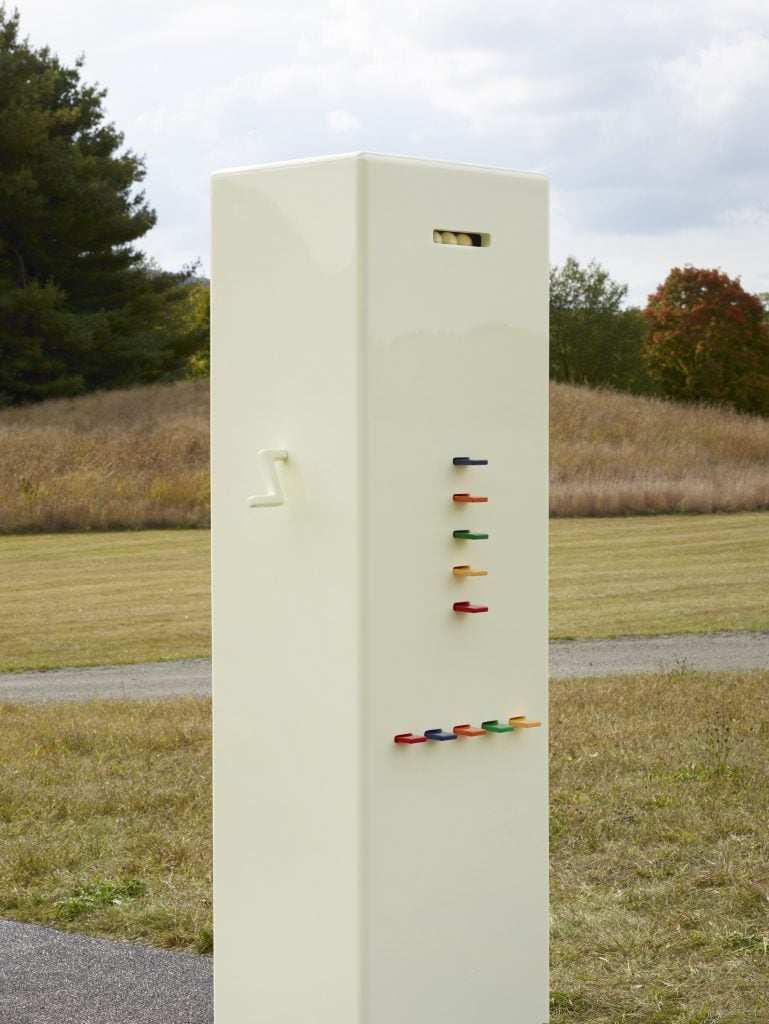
2,379,769,531
0,381,209,532
551,381,769,516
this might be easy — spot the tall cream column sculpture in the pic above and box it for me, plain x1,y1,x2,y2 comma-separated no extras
211,153,549,1024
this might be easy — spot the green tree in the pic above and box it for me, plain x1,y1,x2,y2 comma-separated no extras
0,7,195,403
182,279,211,380
644,266,769,415
549,256,653,393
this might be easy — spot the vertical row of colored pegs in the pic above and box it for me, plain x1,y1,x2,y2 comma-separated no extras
452,457,488,612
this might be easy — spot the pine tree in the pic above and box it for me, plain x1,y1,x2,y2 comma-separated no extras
0,7,196,402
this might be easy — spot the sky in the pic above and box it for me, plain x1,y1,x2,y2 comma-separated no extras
12,0,769,306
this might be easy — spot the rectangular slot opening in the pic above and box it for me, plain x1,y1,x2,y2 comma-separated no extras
433,230,491,248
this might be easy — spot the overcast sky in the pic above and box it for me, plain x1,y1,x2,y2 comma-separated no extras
13,0,769,305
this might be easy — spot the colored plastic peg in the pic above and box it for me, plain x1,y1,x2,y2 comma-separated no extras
424,728,458,742
453,529,489,540
482,719,515,734
453,601,488,614
453,723,486,737
453,493,488,503
452,565,488,577
508,716,543,729
453,457,488,466
394,733,428,745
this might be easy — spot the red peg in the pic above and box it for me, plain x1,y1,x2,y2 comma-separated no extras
453,601,488,614
453,493,488,503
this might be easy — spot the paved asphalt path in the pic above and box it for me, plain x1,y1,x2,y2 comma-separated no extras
0,920,211,1024
1,630,766,1023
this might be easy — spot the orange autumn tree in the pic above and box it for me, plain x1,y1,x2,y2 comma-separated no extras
644,266,769,415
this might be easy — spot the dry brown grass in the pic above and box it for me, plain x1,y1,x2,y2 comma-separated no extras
0,698,211,953
3,379,769,529
0,381,209,532
550,669,769,1022
551,382,769,517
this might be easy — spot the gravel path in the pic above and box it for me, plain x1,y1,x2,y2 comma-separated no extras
1,632,767,705
550,629,769,678
0,658,212,704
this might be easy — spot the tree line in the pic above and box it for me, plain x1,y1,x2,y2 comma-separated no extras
2,6,768,417
551,257,769,415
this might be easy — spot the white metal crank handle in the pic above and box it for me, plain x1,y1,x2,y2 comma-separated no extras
247,449,288,507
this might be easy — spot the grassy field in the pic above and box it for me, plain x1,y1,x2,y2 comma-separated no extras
0,698,211,953
0,531,210,671
549,668,769,1023
1,513,766,671
2,380,769,531
550,512,769,639
2,669,767,1022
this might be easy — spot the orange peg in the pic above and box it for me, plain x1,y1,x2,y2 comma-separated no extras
452,565,488,577
453,723,486,737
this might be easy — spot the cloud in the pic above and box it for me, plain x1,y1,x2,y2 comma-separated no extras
14,0,769,298
327,109,361,133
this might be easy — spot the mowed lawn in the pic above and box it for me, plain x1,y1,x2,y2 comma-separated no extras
0,512,767,671
550,512,769,639
0,531,211,671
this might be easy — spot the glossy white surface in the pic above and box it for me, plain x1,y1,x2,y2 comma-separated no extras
211,153,548,1023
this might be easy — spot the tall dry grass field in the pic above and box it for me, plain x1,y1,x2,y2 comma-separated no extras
0,381,209,532
3,379,769,529
551,382,769,516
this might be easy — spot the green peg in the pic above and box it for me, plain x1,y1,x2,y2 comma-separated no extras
482,719,515,734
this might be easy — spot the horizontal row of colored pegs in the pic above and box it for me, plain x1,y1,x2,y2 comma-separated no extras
394,717,542,744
